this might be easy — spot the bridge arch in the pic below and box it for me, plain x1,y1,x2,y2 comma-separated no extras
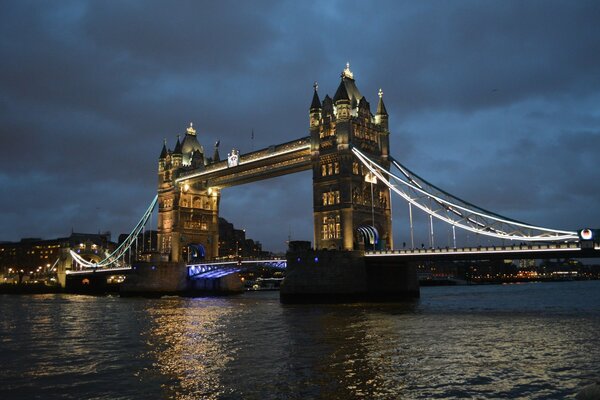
187,243,206,262
356,225,380,250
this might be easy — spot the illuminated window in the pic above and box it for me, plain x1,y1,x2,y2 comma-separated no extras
352,162,359,175
334,162,339,174
322,214,341,239
328,163,333,175
322,191,340,206
321,164,327,176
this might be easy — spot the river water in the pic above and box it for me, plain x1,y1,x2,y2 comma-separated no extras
1,281,599,399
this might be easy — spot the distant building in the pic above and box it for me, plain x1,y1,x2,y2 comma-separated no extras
218,217,268,258
0,232,114,275
117,230,158,259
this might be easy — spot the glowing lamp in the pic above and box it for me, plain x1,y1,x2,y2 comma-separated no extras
580,229,593,241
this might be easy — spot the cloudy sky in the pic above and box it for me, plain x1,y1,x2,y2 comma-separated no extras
1,0,599,251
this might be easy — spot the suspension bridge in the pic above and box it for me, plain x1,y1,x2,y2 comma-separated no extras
57,64,598,299
63,141,597,279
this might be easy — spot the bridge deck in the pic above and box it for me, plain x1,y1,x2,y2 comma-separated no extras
367,243,600,261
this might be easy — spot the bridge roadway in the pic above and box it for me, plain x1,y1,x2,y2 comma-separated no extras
65,243,598,279
66,266,132,275
188,258,287,278
176,137,311,188
366,243,600,262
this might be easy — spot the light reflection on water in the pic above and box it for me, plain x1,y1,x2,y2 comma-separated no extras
1,281,600,399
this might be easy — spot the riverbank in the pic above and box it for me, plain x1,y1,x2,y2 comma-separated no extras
420,277,599,286
0,283,63,294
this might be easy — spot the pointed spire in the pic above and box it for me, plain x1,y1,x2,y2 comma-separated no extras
310,81,321,110
213,140,220,162
358,96,370,109
376,88,388,116
173,135,182,155
159,138,168,159
333,79,350,102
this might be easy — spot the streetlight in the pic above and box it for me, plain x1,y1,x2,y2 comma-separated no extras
365,171,377,251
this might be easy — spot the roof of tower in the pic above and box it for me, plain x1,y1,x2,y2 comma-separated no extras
181,133,203,155
310,82,322,110
181,123,204,165
159,140,168,159
173,136,182,155
333,79,350,102
333,63,362,104
358,96,370,109
376,88,388,116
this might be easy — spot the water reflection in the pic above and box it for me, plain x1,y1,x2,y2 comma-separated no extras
140,285,600,399
143,297,238,399
2,282,598,399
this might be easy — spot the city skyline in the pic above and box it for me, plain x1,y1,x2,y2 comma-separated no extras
1,1,599,252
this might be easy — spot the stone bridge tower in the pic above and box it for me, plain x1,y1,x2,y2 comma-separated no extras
310,64,393,251
157,124,220,262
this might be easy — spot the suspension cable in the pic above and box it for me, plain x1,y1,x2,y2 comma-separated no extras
70,195,158,268
351,147,577,242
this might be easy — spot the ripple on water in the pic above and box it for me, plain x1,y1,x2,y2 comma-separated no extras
1,282,600,399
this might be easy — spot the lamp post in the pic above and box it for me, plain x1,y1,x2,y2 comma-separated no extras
409,203,414,249
365,171,377,251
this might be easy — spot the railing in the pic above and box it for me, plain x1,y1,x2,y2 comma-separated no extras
366,243,584,257
187,258,287,279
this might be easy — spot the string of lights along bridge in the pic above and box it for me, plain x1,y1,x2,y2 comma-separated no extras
67,64,597,274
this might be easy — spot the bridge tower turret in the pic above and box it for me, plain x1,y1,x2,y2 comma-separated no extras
311,64,393,251
157,125,220,263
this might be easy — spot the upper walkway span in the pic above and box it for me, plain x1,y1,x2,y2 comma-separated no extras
176,137,311,188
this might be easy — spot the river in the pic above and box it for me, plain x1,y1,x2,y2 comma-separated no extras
1,280,599,399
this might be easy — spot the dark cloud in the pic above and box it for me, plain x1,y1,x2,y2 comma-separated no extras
1,0,599,250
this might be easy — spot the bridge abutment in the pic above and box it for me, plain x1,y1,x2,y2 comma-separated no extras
280,250,419,303
120,262,243,296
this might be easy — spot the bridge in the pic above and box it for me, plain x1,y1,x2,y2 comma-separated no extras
57,64,599,299
367,243,600,262
188,258,286,279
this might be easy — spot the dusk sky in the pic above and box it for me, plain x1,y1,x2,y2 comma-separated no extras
1,1,599,252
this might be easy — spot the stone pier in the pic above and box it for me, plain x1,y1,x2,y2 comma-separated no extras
120,262,243,297
280,250,419,303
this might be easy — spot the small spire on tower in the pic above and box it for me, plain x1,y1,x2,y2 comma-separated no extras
213,140,220,162
310,81,322,110
186,122,196,136
159,138,168,159
342,62,354,79
376,88,388,116
173,135,182,154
